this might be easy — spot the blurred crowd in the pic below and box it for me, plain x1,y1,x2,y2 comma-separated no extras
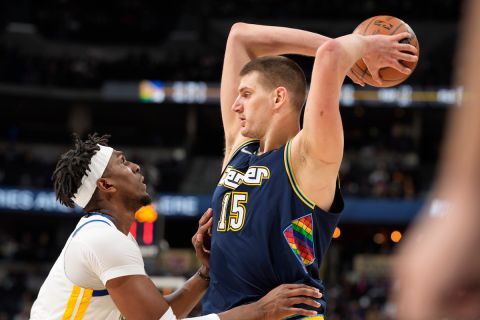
0,228,57,320
4,0,459,40
328,277,391,320
341,122,420,199
0,45,222,88
0,0,460,89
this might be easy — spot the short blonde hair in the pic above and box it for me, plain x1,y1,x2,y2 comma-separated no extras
240,56,307,111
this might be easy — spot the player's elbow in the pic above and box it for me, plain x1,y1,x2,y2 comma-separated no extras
316,40,343,62
315,39,348,72
228,22,250,43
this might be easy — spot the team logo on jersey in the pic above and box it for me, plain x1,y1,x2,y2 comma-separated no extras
218,166,270,189
283,214,315,269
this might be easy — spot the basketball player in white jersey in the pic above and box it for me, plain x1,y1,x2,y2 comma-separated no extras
30,133,324,320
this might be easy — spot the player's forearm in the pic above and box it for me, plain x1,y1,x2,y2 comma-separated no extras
230,22,330,58
164,268,209,318
217,302,261,320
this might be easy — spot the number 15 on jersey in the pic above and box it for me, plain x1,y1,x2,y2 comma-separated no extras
217,192,248,232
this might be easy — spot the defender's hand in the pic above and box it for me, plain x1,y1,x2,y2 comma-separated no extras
363,32,418,85
192,208,213,269
251,284,323,320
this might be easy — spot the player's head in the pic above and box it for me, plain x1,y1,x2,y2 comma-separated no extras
52,133,151,213
233,56,307,138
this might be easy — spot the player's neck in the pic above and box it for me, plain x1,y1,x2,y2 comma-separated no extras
258,120,299,155
96,203,136,235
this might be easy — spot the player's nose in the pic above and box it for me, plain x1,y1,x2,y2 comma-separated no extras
232,98,243,112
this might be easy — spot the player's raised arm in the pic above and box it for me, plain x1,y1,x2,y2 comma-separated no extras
220,23,330,169
291,33,418,209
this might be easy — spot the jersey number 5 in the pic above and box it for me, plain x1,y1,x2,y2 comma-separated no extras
217,192,248,232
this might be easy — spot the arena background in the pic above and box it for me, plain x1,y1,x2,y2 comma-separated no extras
0,1,462,319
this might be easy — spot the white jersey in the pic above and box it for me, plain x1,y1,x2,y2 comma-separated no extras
30,213,146,320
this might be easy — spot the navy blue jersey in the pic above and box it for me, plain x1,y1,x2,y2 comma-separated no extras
203,140,343,317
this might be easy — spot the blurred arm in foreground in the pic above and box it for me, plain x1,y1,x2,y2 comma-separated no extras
392,1,480,319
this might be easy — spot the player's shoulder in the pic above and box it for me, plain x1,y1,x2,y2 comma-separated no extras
69,223,139,264
71,214,123,245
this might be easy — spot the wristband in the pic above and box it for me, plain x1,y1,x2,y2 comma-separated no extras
196,269,210,282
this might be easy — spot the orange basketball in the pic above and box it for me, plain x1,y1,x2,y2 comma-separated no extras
351,15,420,87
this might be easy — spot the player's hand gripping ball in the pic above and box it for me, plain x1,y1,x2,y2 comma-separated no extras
351,15,420,87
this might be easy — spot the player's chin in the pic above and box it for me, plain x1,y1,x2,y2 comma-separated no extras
240,128,253,138
140,193,152,206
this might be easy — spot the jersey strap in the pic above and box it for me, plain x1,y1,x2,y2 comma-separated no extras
284,140,316,209
72,220,111,238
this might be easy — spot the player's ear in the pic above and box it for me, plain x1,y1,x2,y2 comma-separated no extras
97,178,116,194
273,87,287,109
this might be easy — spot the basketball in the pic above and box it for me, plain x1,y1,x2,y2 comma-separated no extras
351,15,420,87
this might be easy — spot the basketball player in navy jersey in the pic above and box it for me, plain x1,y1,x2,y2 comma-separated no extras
201,23,418,318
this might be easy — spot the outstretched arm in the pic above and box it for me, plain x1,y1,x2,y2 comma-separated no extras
107,277,323,320
221,23,330,169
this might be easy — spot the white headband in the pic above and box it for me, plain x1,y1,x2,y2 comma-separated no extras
72,145,114,208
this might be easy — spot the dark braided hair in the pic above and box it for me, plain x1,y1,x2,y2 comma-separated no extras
52,133,111,208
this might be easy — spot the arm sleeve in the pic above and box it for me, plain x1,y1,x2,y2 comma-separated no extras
65,224,146,288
